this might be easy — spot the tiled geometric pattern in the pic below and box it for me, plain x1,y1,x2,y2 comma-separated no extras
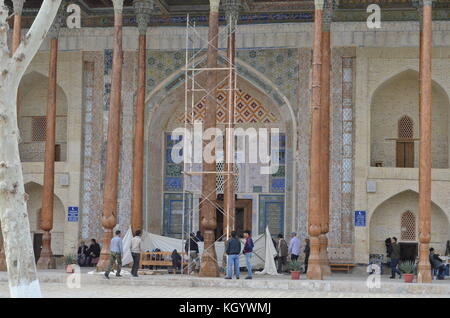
215,162,239,194
259,195,284,237
163,193,192,239
31,117,47,142
164,134,183,191
340,56,355,246
178,86,278,124
401,211,416,241
236,48,299,106
80,52,105,241
270,133,286,193
398,115,414,139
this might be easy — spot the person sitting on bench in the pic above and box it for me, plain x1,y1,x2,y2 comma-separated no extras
172,249,182,273
429,248,446,280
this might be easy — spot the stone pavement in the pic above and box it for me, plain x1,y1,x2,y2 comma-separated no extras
0,269,449,297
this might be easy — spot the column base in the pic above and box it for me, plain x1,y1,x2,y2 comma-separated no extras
96,229,113,272
307,236,323,280
319,234,331,277
199,231,220,277
36,232,56,270
417,243,432,283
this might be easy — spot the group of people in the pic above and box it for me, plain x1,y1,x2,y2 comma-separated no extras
103,229,144,279
225,230,254,279
77,239,101,267
386,236,448,280
275,232,310,274
82,229,313,278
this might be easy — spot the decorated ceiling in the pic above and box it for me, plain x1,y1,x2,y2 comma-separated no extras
5,0,450,27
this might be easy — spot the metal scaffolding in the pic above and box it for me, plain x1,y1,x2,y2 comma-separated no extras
180,14,238,275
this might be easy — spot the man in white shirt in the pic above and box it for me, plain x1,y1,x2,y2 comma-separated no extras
104,230,123,279
288,232,301,261
131,229,143,277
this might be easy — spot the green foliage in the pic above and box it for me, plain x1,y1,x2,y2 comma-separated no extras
399,260,415,274
287,260,303,272
64,254,77,265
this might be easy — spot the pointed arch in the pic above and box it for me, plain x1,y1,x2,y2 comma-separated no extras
143,52,297,235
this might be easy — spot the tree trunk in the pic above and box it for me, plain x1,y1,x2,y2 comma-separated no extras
0,0,62,297
0,86,41,297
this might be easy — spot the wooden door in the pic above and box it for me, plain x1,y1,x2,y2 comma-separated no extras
396,141,414,167
33,233,43,264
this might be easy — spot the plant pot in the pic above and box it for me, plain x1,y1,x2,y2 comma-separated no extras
403,273,414,283
66,264,75,273
291,271,301,280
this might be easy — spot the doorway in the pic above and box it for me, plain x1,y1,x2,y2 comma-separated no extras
33,233,43,263
399,242,418,262
214,199,252,240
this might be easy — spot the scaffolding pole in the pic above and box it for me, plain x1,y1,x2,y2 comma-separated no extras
179,14,239,276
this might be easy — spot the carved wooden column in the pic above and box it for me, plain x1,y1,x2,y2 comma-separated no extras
12,0,24,53
0,0,26,272
131,0,153,235
36,6,65,269
307,0,324,281
417,0,433,284
199,0,220,278
97,0,124,271
222,0,239,238
319,0,332,277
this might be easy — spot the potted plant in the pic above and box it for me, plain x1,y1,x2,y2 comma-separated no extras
64,254,77,273
399,260,415,283
287,260,303,280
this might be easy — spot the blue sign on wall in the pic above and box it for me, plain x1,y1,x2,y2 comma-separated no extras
68,207,79,222
354,211,366,227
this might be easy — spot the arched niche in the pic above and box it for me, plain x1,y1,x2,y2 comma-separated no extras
370,70,450,168
369,190,449,257
143,56,296,237
18,71,69,162
25,182,66,257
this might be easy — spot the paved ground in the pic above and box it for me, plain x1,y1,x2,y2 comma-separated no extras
0,282,447,298
0,269,449,298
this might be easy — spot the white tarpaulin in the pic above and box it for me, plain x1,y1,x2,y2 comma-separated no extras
255,226,280,275
121,227,273,271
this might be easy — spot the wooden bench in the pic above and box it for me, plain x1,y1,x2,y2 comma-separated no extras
140,252,188,271
330,263,356,273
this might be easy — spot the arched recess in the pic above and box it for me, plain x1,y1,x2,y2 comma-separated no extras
25,182,66,258
143,53,297,236
370,69,450,168
18,71,69,162
369,190,449,257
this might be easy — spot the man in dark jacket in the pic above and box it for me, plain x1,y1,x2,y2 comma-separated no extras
225,231,241,279
185,233,200,274
390,237,402,279
243,230,254,280
304,238,310,274
277,234,288,273
429,248,446,280
86,239,101,266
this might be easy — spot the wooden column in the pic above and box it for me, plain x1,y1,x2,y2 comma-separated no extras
223,0,239,239
307,0,324,281
97,0,124,271
417,0,433,284
12,0,24,53
319,0,332,277
0,0,25,272
36,36,59,269
199,0,221,278
131,0,153,235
